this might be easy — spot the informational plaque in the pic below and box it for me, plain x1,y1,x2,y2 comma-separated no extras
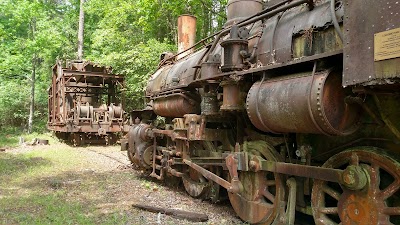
374,27,400,61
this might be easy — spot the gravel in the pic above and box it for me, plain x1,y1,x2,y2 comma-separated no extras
6,143,245,224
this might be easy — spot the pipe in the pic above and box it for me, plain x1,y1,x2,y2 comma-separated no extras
239,0,309,27
285,178,297,225
330,0,344,42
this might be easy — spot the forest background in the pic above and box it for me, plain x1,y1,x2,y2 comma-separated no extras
0,0,227,135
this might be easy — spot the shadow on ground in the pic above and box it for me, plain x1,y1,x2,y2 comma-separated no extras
0,153,52,182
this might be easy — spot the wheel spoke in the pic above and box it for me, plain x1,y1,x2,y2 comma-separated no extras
380,180,400,200
322,184,341,201
261,188,275,203
383,207,400,215
319,207,338,214
350,153,359,166
369,164,381,192
265,180,276,186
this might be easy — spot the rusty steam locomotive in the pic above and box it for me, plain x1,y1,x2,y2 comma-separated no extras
48,60,127,145
124,0,400,224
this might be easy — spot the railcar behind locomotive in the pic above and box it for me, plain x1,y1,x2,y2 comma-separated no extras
48,60,127,146
124,0,400,224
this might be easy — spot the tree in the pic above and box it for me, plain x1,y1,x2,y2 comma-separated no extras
84,0,228,110
0,0,228,131
0,0,77,132
77,0,85,60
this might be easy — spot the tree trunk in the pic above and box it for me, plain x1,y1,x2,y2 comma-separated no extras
28,18,36,134
77,0,85,60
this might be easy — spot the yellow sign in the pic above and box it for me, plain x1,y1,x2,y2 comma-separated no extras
374,27,400,61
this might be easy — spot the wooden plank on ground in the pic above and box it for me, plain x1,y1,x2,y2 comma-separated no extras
132,203,209,222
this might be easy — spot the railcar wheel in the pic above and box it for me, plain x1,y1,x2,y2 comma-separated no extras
228,141,285,224
182,167,210,199
312,148,400,225
127,144,135,164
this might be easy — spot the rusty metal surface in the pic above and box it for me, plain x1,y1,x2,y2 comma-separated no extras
153,94,200,118
183,159,232,190
228,141,285,224
48,60,126,144
127,123,153,168
343,0,400,86
221,38,248,71
126,1,400,224
246,70,360,135
250,155,344,183
312,148,400,225
257,1,343,65
225,0,263,26
177,15,197,60
147,49,207,94
200,93,219,115
220,80,243,111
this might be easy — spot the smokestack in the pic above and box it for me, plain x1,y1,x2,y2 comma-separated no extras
177,15,197,60
77,0,85,60
225,0,263,26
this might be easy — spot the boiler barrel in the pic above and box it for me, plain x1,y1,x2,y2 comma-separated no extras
246,70,359,135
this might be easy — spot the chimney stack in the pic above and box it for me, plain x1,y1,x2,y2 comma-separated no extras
225,0,263,26
177,15,197,60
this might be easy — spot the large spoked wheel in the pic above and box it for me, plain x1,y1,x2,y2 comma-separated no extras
312,148,400,225
228,141,285,224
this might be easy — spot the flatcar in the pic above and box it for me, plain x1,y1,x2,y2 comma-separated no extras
48,60,127,146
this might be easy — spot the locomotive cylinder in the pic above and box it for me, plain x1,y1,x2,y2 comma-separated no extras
246,70,359,135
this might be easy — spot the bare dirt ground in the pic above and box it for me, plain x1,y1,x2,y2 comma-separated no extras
2,143,244,225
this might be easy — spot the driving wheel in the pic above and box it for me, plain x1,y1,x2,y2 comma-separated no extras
312,148,400,225
228,141,285,224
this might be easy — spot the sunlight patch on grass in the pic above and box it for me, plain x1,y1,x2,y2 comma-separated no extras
0,145,132,225
0,191,129,224
0,132,58,148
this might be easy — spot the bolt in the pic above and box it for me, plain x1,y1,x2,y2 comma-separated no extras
249,160,259,171
341,165,368,190
343,170,355,185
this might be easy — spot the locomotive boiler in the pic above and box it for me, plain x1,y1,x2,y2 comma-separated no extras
48,60,127,145
124,0,400,224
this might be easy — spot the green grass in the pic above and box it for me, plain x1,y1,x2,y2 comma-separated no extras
0,191,130,224
0,130,56,148
0,144,132,225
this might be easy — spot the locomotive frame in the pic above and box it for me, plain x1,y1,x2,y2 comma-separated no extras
124,0,400,224
48,60,127,146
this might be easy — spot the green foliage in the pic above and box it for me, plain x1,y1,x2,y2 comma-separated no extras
0,0,228,131
0,81,29,128
89,39,175,110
